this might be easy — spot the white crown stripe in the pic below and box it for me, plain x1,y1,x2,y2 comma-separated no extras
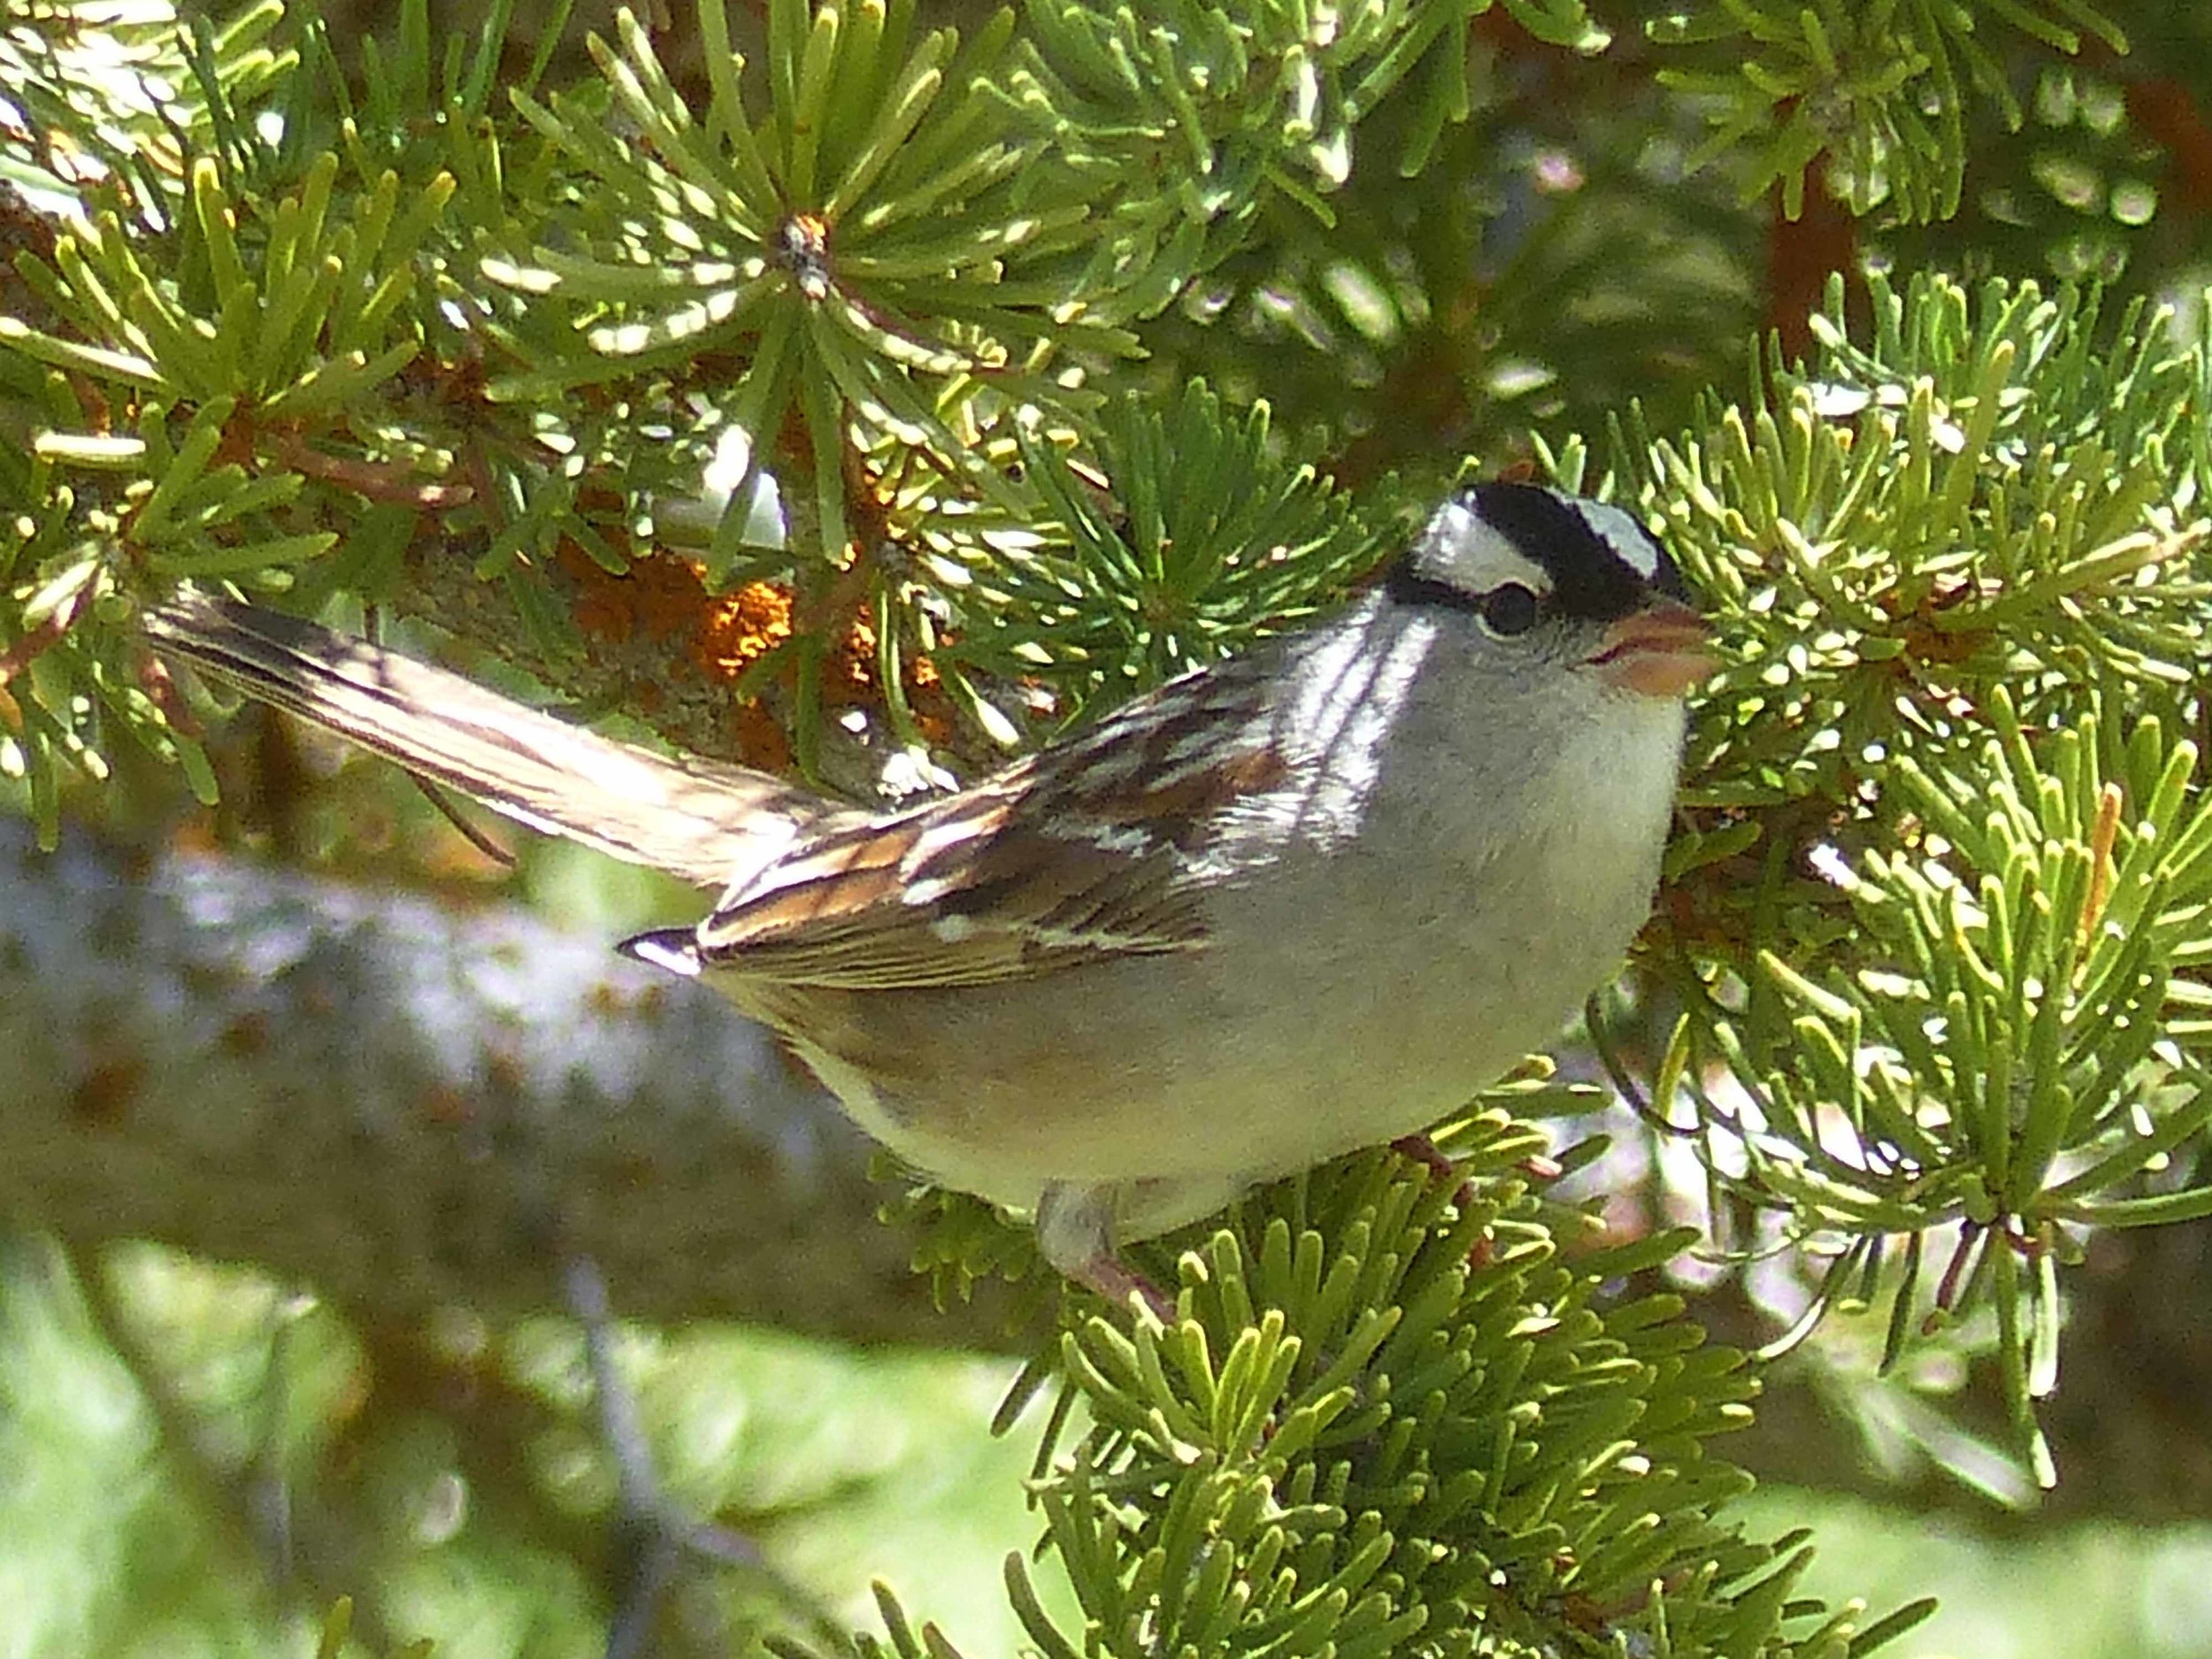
1564,495,1663,581
1422,498,1555,598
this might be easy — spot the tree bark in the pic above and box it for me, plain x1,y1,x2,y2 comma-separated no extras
1,820,1015,1346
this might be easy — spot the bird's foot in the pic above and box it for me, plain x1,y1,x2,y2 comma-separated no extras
1036,1180,1176,1323
1069,1252,1177,1324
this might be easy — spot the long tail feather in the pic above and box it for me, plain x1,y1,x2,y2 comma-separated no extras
144,593,840,890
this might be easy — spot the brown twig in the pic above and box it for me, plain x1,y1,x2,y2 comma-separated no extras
267,431,474,508
1764,149,1858,365
0,593,82,688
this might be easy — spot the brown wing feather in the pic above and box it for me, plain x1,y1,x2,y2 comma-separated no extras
692,676,1292,988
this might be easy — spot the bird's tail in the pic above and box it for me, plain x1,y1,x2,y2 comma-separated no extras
143,592,839,889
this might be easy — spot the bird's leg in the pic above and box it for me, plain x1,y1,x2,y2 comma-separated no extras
1035,1181,1175,1322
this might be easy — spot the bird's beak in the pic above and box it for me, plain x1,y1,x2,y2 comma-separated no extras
1591,599,1717,697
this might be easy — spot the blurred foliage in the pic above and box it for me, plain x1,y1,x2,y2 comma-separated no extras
927,380,1399,723
1576,269,2210,1493
795,1125,1939,1659
1005,1129,1833,1658
4,0,2212,1652
0,1235,1077,1656
1647,1,2128,221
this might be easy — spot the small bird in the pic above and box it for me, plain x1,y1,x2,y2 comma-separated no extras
145,481,1714,1309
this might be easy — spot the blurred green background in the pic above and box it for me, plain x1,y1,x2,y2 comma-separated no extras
10,0,2212,1653
11,1226,2212,1655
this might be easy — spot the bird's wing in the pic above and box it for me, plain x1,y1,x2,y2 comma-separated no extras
691,672,1294,988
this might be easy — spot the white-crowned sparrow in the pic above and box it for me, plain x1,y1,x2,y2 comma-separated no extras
145,481,1715,1307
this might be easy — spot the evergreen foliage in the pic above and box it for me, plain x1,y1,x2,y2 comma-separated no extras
3,0,2207,1651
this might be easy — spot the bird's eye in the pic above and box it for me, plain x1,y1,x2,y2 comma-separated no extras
1480,583,1541,636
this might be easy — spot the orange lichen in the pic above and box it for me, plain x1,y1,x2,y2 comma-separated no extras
829,609,878,696
549,540,956,763
557,539,711,647
695,579,795,682
728,697,794,774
